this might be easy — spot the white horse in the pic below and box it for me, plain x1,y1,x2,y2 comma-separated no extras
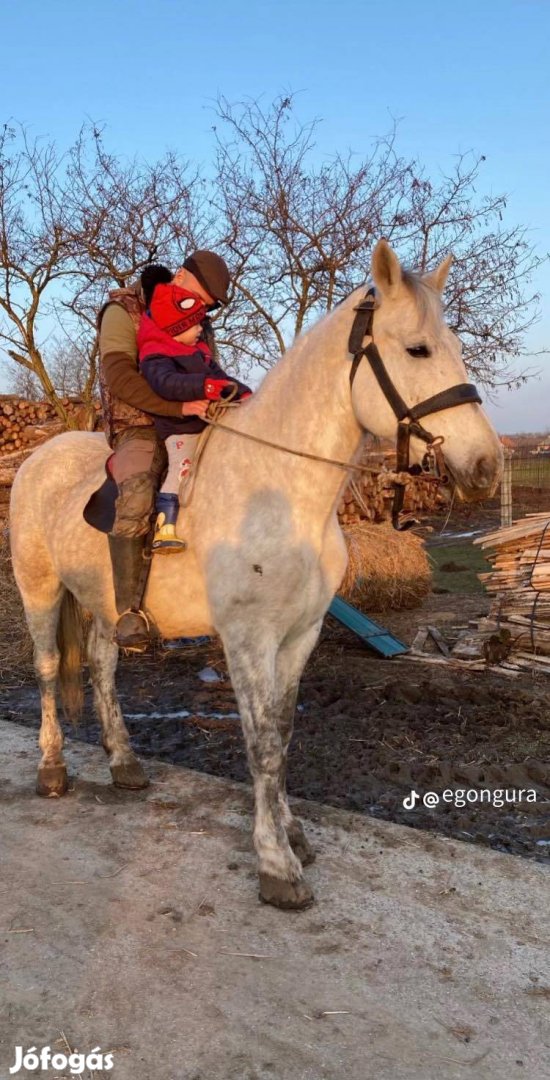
10,241,502,909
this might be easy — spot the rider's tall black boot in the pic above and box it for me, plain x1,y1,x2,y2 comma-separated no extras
108,534,151,649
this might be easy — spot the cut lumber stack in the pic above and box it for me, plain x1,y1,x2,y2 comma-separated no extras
475,513,550,655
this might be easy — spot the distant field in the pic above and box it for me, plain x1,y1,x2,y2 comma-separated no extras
512,454,550,488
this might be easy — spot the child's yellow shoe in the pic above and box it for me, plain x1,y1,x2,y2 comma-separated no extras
152,494,187,555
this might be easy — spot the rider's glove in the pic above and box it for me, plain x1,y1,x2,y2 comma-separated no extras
203,378,238,401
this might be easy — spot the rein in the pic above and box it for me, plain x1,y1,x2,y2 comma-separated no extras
179,397,385,509
202,407,384,475
181,289,482,529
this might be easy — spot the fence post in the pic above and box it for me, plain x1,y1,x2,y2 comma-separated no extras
501,448,513,527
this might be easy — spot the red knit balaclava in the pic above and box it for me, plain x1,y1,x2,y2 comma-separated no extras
149,283,206,336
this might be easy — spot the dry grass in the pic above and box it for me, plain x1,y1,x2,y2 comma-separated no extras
339,522,431,611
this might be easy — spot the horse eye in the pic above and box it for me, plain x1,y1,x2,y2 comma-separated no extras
407,344,430,358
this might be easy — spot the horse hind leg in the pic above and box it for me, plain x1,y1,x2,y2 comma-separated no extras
222,628,314,911
23,592,69,798
86,618,149,789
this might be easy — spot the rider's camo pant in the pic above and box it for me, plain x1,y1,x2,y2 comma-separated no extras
109,427,167,538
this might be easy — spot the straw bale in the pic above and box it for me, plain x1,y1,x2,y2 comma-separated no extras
339,522,431,611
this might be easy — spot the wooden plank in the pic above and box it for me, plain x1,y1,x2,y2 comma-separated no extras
427,625,450,656
410,627,429,655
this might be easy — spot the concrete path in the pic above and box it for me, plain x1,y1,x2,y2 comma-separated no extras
0,720,549,1080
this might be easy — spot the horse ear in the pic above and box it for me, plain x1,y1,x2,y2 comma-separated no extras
371,239,402,298
425,254,453,295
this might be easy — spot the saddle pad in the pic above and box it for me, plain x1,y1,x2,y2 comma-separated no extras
83,474,118,533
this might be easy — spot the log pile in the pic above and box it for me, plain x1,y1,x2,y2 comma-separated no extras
475,513,550,656
0,397,101,519
0,396,100,454
337,469,443,526
1,396,62,453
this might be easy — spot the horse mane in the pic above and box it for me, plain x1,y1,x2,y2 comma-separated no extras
400,268,443,330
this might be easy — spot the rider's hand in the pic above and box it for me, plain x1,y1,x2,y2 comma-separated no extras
181,400,210,419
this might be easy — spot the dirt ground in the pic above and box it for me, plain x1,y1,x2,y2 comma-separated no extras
3,721,550,1080
2,590,549,865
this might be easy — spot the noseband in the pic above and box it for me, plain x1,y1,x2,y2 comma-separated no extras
348,289,482,530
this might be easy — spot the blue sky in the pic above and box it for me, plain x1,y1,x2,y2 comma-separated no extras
0,0,548,432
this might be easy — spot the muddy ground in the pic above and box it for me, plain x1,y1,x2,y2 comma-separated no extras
2,590,549,865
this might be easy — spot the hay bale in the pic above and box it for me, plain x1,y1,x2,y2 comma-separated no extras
339,522,431,611
0,523,33,675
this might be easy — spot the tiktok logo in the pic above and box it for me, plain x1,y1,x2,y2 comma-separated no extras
402,790,420,809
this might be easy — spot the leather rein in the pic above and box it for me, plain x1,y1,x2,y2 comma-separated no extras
348,289,482,530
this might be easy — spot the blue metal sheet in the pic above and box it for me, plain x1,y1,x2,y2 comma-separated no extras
328,596,409,658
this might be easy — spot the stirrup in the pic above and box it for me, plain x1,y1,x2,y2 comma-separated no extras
114,608,151,651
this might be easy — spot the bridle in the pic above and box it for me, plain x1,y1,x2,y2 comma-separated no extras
348,288,482,530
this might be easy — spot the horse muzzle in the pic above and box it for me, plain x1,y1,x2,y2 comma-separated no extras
447,448,503,502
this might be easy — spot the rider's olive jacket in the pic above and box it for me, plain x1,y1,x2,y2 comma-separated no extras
97,286,184,446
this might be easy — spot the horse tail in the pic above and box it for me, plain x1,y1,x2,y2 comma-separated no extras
57,589,85,723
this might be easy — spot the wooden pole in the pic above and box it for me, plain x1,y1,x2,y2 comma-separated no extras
501,448,513,528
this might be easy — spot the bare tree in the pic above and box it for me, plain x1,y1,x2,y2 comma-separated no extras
6,338,92,399
0,123,205,423
48,339,97,398
0,101,545,419
0,124,79,423
5,360,42,400
212,95,546,389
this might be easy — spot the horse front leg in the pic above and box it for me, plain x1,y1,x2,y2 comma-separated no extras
274,622,322,868
87,618,149,789
222,630,314,910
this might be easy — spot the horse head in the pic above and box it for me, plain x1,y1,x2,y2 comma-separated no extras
350,239,503,501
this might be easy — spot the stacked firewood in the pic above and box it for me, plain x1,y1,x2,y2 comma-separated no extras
337,469,443,526
475,513,550,655
0,396,101,453
0,397,59,452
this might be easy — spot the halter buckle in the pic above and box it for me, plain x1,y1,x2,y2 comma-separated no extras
422,436,448,484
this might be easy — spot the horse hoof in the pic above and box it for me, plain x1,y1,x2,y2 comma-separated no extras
259,873,315,910
287,824,316,867
110,761,149,790
36,764,69,798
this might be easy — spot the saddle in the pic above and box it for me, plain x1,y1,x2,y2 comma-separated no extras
83,460,118,533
